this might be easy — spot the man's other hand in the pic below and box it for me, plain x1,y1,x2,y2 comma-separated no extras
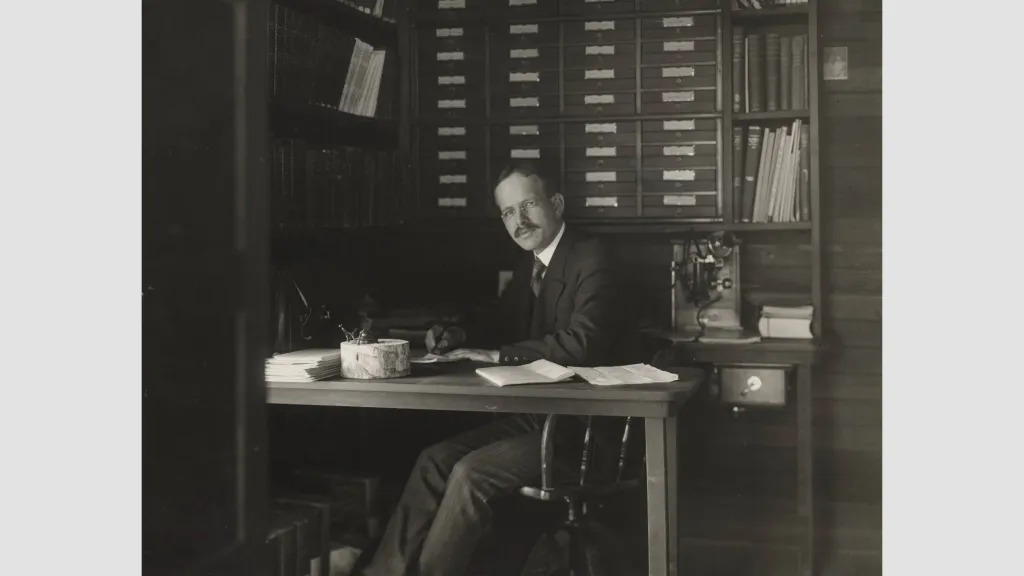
444,348,499,363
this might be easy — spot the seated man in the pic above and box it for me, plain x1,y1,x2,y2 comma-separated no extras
361,162,637,576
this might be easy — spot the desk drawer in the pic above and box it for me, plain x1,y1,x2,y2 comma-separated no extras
719,366,788,407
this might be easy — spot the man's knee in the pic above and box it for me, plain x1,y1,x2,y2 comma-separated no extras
414,441,459,479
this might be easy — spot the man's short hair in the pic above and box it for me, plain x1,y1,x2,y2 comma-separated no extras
494,161,557,199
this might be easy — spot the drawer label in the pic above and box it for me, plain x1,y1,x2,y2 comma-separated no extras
438,126,467,136
510,71,540,82
585,196,618,207
584,94,615,105
437,51,465,61
438,99,467,109
663,170,696,181
664,41,695,52
510,124,540,135
585,122,617,133
440,174,468,184
438,75,465,85
586,171,617,182
510,24,539,34
436,27,464,37
662,194,697,206
438,0,466,9
663,145,696,156
438,150,467,160
663,119,696,130
586,147,616,157
510,48,539,59
510,97,541,107
662,17,694,28
662,66,695,78
585,68,615,80
585,21,616,31
662,91,695,102
509,0,537,5
437,197,468,207
585,45,615,55
511,148,541,159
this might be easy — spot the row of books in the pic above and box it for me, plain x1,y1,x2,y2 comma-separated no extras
272,139,405,229
268,3,394,118
734,0,809,8
733,31,809,114
733,120,809,224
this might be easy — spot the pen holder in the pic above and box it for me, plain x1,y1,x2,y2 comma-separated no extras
339,339,411,380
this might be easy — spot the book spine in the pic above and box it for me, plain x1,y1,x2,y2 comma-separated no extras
799,124,810,221
791,35,805,110
765,33,780,112
732,126,745,221
732,28,745,113
747,34,764,112
741,126,762,222
780,35,791,111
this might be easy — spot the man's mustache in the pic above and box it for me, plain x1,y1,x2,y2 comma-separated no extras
514,222,538,237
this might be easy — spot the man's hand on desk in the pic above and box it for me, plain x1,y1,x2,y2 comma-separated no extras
443,348,500,363
425,324,466,355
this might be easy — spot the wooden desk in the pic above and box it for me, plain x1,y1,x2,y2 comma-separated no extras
267,363,707,576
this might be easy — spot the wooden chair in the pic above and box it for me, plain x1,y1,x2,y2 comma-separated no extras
516,414,645,576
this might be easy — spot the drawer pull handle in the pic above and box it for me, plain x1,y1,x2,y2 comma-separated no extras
741,375,762,396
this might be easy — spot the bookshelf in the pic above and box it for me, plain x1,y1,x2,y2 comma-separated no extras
408,0,820,239
267,0,410,231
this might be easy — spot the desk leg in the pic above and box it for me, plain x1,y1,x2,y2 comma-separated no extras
645,416,678,576
796,366,814,576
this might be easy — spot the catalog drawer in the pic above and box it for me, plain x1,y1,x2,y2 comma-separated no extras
490,21,561,47
564,18,636,44
641,118,718,144
641,192,718,218
641,167,717,193
564,43,636,69
565,194,638,218
565,145,637,171
564,67,636,94
640,14,717,40
640,87,717,114
560,0,636,16
490,94,560,119
640,39,717,66
640,63,717,90
566,121,638,147
565,92,636,117
495,0,560,19
641,142,717,168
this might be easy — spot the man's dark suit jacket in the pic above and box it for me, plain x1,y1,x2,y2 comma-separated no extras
468,224,643,368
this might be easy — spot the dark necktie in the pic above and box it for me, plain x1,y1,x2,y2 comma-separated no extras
531,256,546,298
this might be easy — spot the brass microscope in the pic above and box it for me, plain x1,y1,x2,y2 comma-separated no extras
670,231,749,342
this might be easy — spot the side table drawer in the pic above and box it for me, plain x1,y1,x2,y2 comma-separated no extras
719,366,788,407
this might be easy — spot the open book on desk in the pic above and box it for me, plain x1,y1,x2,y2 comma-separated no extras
476,360,681,387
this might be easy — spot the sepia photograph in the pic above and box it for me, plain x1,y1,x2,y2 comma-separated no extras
6,0,1020,575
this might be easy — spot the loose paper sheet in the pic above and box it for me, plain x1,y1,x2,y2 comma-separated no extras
569,364,680,386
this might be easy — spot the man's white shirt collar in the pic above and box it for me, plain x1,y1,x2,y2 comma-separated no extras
534,222,566,269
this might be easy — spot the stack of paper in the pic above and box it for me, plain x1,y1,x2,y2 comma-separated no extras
265,349,341,383
570,364,680,386
476,359,575,387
